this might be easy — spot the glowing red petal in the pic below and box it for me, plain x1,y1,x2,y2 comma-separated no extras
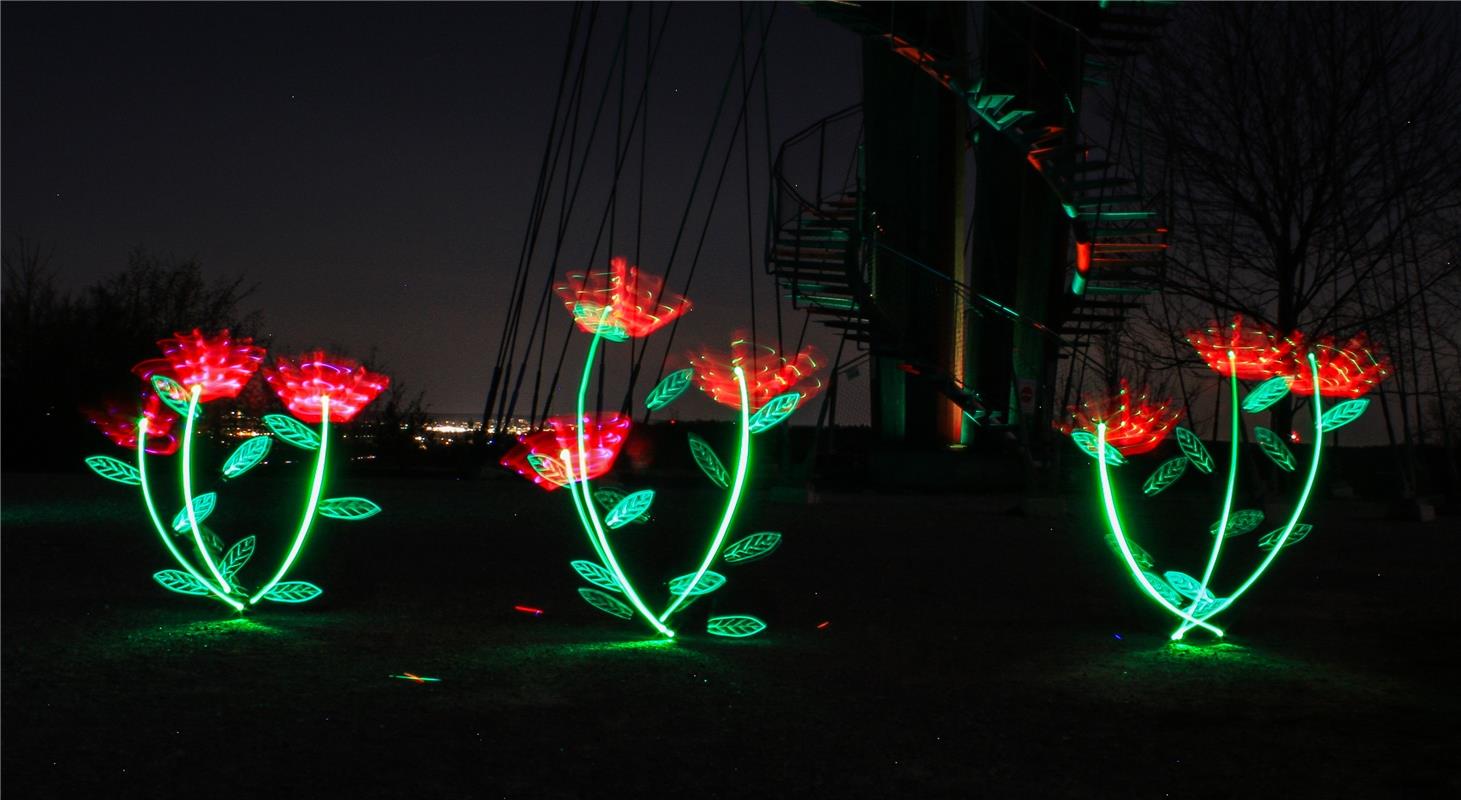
84,393,180,455
1185,316,1295,381
555,257,691,339
1286,332,1391,398
1057,379,1183,456
688,335,825,412
157,329,266,402
262,352,390,424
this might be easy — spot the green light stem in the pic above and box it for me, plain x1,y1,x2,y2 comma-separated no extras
1177,355,1241,637
137,418,243,611
1174,352,1325,634
659,365,750,623
572,322,676,638
563,452,609,566
182,384,232,592
248,397,330,606
1097,422,1224,636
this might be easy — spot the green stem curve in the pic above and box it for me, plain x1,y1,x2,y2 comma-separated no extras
248,398,330,605
570,324,675,637
137,418,243,611
1176,356,1242,637
1097,422,1224,636
1174,353,1325,636
182,385,232,592
658,365,750,623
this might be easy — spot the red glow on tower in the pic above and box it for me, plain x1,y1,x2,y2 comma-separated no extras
1186,316,1294,381
263,352,390,423
151,329,266,402
1285,332,1391,398
688,336,824,412
1076,240,1092,274
85,393,181,455
555,257,691,339
1057,379,1183,456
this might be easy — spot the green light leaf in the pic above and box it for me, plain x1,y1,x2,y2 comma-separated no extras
221,435,272,479
200,524,225,556
667,570,726,597
578,587,633,619
688,433,731,488
1141,456,1188,496
1210,508,1264,538
747,392,802,435
153,569,212,596
1241,376,1292,414
1174,427,1214,474
1106,533,1154,569
151,374,200,418
570,559,622,592
1142,570,1184,605
644,368,695,411
85,455,142,486
219,535,255,580
1320,398,1370,433
1189,596,1230,618
594,487,649,525
527,453,571,487
317,497,381,520
1257,523,1313,550
1071,431,1126,466
723,532,782,564
1254,426,1297,472
604,489,654,529
263,413,321,450
1162,571,1210,601
170,492,217,533
706,615,766,638
261,581,323,603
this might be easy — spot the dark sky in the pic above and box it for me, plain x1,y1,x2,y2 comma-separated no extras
3,2,862,419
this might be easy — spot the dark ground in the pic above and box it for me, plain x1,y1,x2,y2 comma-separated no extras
3,464,1458,798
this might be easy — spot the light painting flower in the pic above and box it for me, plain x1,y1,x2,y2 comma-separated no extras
688,336,824,412
1057,379,1183,456
149,329,266,402
1186,316,1295,381
555,256,691,340
263,352,390,423
85,393,181,455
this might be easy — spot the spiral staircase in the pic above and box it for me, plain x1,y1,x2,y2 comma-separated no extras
768,1,1172,421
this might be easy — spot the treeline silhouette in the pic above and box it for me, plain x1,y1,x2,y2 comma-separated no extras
2,236,259,471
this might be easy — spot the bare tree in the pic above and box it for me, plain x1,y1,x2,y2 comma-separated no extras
1114,3,1461,491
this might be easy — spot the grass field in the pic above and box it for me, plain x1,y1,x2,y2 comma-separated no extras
3,469,1456,797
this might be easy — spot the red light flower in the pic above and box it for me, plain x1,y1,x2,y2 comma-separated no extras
554,256,691,340
1285,332,1391,398
1057,379,1183,456
688,336,824,412
153,329,266,402
263,352,390,424
1185,316,1296,381
500,413,631,491
85,393,181,455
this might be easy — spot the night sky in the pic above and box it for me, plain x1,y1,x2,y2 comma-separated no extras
3,2,861,419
